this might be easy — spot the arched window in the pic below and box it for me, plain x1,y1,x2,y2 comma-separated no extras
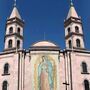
75,26,79,33
2,81,8,90
76,39,80,48
17,40,20,49
17,27,20,35
82,62,87,73
4,63,9,74
68,40,72,48
8,40,12,48
67,27,71,34
84,80,89,90
9,27,13,34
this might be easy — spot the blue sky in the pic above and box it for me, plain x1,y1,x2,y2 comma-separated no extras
0,0,90,51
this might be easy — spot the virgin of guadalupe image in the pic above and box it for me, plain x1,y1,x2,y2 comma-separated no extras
38,56,53,90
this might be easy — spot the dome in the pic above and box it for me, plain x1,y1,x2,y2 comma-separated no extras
32,41,57,47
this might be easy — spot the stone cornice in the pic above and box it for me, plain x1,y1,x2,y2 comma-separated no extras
29,46,60,51
64,17,82,27
6,17,24,27
65,32,83,39
4,33,23,40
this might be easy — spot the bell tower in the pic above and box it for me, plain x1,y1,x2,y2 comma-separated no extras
64,1,85,50
4,3,24,51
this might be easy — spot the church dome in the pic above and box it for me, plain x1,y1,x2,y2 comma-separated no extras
32,41,58,47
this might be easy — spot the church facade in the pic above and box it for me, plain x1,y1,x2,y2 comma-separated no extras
0,2,90,90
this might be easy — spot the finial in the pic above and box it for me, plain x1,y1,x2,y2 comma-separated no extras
44,32,46,40
70,0,73,6
14,0,16,7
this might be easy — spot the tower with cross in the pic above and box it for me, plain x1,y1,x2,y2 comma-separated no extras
4,0,24,51
64,0,85,50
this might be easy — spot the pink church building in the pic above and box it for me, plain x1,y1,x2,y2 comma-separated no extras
0,1,90,90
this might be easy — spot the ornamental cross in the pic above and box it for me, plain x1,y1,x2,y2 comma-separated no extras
14,0,16,6
70,0,73,6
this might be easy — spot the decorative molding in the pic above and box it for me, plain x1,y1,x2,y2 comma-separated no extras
64,17,82,27
7,17,24,27
30,46,60,51
65,32,83,39
2,73,10,76
81,72,90,74
5,33,23,40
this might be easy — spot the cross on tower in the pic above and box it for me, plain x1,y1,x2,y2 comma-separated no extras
70,0,73,6
44,32,46,40
68,0,73,6
14,0,16,7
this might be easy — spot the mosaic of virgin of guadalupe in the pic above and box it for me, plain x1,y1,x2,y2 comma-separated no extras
38,56,53,90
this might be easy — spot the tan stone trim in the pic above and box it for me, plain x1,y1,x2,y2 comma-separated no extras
65,32,83,39
5,33,23,40
64,17,82,27
6,17,24,27
30,46,60,51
